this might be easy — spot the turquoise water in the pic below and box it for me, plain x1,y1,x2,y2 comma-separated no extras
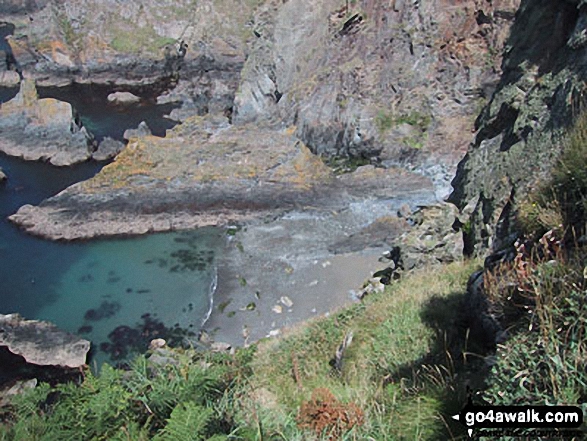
0,86,221,368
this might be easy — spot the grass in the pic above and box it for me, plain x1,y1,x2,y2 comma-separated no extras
110,27,175,55
375,109,432,149
228,259,481,439
477,111,587,433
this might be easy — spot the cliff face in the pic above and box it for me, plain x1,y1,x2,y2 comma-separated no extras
235,0,520,164
449,0,587,255
0,0,519,166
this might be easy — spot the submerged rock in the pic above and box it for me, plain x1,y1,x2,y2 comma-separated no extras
0,79,94,166
0,313,90,368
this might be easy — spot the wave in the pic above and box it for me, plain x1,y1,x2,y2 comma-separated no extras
201,264,218,327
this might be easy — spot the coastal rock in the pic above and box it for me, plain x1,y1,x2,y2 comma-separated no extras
0,314,90,368
387,203,464,273
8,116,433,240
0,70,19,87
107,91,141,105
234,0,520,166
0,379,36,408
92,137,125,161
123,121,152,141
449,0,587,256
0,79,94,166
0,168,6,182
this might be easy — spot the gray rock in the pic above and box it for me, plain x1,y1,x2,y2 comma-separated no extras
123,121,152,141
0,79,94,166
0,168,6,182
0,314,90,368
0,379,37,408
92,137,125,161
0,71,19,87
107,91,141,105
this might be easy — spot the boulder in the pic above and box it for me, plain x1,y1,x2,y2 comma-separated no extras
0,70,19,87
92,137,125,161
123,121,152,141
0,314,90,368
107,91,141,105
0,168,6,182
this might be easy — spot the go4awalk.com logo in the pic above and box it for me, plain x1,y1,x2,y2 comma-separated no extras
452,398,583,438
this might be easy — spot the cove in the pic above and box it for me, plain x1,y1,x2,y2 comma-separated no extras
0,88,221,368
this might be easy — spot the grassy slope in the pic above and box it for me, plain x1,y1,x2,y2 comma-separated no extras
229,259,481,440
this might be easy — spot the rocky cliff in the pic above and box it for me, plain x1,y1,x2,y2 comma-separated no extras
1,0,519,168
235,0,520,168
449,0,587,255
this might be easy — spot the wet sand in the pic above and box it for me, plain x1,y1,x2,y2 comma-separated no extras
202,200,417,346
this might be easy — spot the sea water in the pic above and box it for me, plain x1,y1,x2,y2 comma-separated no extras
0,86,221,368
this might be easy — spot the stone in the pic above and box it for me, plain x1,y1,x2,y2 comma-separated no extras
0,168,6,182
123,121,152,141
107,91,141,105
149,338,166,350
0,314,90,368
0,79,94,166
0,70,19,87
92,137,125,161
0,379,37,408
210,341,232,352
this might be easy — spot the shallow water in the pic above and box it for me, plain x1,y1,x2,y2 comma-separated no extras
0,86,220,368
38,84,178,142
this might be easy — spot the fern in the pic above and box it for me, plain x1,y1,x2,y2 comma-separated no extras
154,402,213,441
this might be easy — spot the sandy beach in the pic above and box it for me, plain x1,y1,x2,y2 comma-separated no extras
202,201,414,347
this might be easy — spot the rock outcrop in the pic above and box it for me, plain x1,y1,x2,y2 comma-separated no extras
0,0,520,170
235,0,520,166
449,0,587,256
9,115,434,240
0,79,95,166
0,314,90,368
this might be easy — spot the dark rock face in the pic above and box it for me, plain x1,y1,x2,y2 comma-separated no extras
449,0,587,256
0,0,50,14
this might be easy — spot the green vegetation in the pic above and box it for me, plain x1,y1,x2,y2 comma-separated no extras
325,156,371,174
110,25,175,55
518,111,587,239
0,261,481,440
482,111,587,419
375,110,431,149
55,11,83,51
485,254,587,406
0,351,254,440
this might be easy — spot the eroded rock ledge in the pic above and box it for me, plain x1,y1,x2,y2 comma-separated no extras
0,314,89,368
